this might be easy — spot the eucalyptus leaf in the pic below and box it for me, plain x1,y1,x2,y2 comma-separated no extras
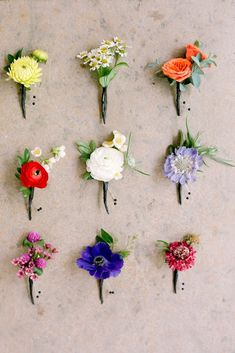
34,268,43,276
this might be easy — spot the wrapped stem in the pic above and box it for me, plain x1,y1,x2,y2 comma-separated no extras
98,279,104,304
173,269,178,294
176,82,181,116
28,187,34,221
177,183,182,205
103,182,109,214
101,86,107,124
29,278,35,304
21,84,26,119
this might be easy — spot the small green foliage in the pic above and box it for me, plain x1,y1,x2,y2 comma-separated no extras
4,48,23,72
20,187,30,198
22,238,32,247
98,62,128,88
96,229,114,245
82,171,93,180
118,250,130,259
76,141,96,162
34,268,43,276
156,240,170,251
17,148,30,166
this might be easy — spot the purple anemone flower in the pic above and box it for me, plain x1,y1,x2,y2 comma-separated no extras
76,242,124,280
164,147,203,185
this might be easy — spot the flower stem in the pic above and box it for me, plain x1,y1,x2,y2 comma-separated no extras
29,278,35,304
101,86,107,124
177,183,182,205
176,82,181,116
28,187,34,221
103,182,109,214
21,84,26,119
98,279,104,304
173,269,178,294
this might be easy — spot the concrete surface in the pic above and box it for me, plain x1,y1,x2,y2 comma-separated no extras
0,1,234,353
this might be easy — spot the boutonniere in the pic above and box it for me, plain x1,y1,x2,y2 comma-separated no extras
149,40,216,116
4,48,48,119
163,122,234,204
157,234,199,293
15,145,66,220
76,130,148,214
11,231,57,304
76,228,130,304
77,37,128,124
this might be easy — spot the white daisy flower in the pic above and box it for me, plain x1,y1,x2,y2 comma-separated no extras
113,131,126,150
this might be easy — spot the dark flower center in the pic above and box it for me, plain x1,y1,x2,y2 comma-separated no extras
34,170,41,176
93,256,105,266
173,245,190,260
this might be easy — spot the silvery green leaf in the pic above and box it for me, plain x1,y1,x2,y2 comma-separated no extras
191,72,201,88
179,83,186,91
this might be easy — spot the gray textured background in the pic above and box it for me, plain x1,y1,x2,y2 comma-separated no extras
0,1,235,353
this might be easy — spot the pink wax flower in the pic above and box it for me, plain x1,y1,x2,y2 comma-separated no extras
165,241,196,271
17,269,25,278
35,258,47,269
27,231,41,243
30,274,38,281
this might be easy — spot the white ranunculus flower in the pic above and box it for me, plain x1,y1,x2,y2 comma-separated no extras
86,147,124,182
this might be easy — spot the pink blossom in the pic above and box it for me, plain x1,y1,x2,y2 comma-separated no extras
17,269,25,278
165,241,196,271
35,258,47,269
30,274,38,281
27,231,41,243
11,258,19,266
19,253,31,264
24,267,33,276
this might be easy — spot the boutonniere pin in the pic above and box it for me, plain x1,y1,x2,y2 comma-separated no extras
4,48,48,119
77,37,129,124
76,131,148,214
163,122,234,204
15,146,66,220
11,231,57,304
149,41,216,116
76,228,130,304
157,234,199,293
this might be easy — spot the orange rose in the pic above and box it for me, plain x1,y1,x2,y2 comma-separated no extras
186,44,208,61
162,58,192,82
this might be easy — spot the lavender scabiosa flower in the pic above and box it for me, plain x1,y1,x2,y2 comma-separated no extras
164,147,203,185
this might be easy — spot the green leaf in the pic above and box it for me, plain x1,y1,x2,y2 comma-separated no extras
17,167,21,173
114,61,129,69
179,83,186,92
80,153,91,162
20,187,30,198
96,235,104,243
83,171,93,180
89,140,97,152
37,239,45,246
118,250,130,259
4,65,10,72
100,228,114,244
191,55,201,67
7,54,15,64
76,141,91,155
23,148,30,162
23,239,32,247
34,267,43,276
15,48,23,59
178,130,184,146
15,173,20,179
207,155,235,167
157,240,169,246
191,72,201,88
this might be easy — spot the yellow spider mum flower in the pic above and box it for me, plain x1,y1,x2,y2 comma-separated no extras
7,56,42,88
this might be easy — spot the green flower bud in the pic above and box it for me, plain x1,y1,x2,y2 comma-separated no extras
31,49,48,63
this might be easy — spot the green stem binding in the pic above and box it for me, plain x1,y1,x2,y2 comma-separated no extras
98,279,104,304
176,82,181,116
101,86,107,124
173,269,178,294
177,183,182,205
29,278,35,304
28,187,34,221
103,182,109,214
21,84,26,119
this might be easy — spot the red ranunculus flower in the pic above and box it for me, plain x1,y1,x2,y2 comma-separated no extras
20,161,48,188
